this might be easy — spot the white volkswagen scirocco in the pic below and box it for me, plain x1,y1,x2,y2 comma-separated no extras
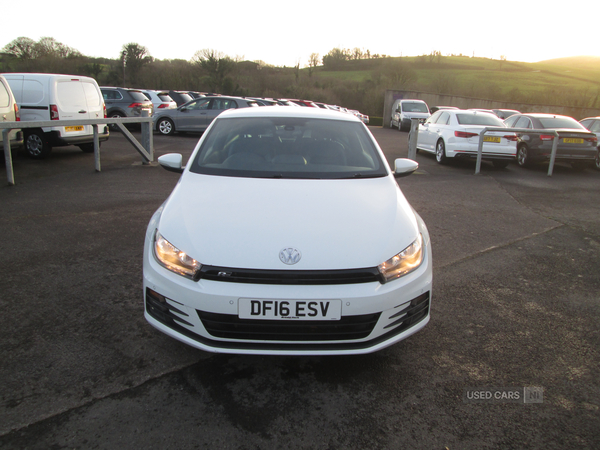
143,107,432,355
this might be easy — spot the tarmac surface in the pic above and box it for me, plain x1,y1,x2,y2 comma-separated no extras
1,127,599,449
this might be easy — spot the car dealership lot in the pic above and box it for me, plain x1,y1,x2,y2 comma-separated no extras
1,129,599,448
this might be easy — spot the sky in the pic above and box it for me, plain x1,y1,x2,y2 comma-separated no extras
3,0,600,67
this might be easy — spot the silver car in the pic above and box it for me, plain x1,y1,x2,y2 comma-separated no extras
153,96,259,135
140,90,177,111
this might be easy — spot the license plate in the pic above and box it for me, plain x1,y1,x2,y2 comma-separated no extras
563,138,583,144
483,136,501,143
65,126,84,132
239,299,342,321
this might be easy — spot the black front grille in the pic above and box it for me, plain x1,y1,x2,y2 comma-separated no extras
196,265,383,285
197,310,381,341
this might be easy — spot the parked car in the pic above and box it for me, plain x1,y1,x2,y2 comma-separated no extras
414,109,517,168
349,109,370,124
101,87,153,131
5,73,109,158
168,90,194,106
249,98,279,106
391,99,431,131
273,99,302,107
187,91,207,99
429,106,458,114
0,75,23,151
140,90,177,111
289,99,319,107
492,109,520,120
153,96,259,135
504,113,598,169
144,106,432,355
579,117,600,170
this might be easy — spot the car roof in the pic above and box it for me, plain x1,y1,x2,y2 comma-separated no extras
447,109,496,116
518,113,573,119
217,105,362,122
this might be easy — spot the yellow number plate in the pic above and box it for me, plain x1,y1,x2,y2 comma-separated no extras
65,126,84,132
563,138,583,144
483,136,501,143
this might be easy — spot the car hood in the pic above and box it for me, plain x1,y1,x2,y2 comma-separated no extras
157,174,419,270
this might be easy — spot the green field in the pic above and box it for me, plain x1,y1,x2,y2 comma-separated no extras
312,55,600,108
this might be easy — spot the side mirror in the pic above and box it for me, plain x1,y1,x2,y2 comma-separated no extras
158,153,184,173
394,158,418,178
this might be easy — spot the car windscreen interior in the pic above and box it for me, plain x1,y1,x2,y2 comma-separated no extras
456,114,503,126
129,91,150,101
402,102,429,113
189,117,387,179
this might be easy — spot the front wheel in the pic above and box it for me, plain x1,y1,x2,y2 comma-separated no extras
157,118,175,135
517,145,531,167
25,130,52,159
435,140,447,164
595,150,600,171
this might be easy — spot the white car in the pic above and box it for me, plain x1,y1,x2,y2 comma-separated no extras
414,109,517,168
143,107,432,355
140,90,177,111
391,99,431,131
579,117,600,170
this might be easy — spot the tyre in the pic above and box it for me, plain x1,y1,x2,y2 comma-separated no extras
492,160,510,169
571,161,590,171
78,143,96,153
517,145,531,167
108,112,124,131
435,140,448,164
595,150,600,171
390,118,394,129
157,118,175,136
25,130,51,159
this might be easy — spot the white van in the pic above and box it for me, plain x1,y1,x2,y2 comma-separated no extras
391,99,431,131
0,75,23,151
2,73,109,158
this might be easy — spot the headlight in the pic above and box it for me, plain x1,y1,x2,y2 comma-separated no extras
378,234,424,283
154,232,201,279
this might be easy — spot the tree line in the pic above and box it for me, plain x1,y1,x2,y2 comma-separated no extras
0,37,412,116
2,37,597,116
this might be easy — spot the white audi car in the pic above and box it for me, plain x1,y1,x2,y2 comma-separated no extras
143,107,432,355
414,109,517,168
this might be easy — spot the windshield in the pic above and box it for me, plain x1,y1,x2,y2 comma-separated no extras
538,117,585,130
402,102,429,113
457,114,504,126
189,117,387,179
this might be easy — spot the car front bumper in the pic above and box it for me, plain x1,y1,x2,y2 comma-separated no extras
143,220,433,356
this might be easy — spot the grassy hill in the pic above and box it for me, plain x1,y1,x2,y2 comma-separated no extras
310,55,600,110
